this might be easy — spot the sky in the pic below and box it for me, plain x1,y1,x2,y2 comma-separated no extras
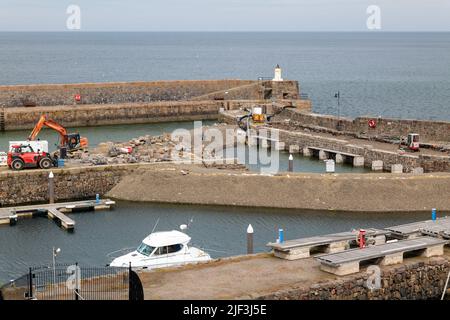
0,0,449,31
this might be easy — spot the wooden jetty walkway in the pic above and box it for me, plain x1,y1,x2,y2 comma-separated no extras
316,237,448,275
267,228,388,260
268,214,450,276
386,216,450,239
0,199,116,231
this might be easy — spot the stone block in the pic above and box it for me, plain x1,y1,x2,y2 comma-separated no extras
411,167,424,174
353,156,364,167
289,145,300,154
319,150,328,160
421,245,444,258
326,241,348,253
273,247,310,260
335,154,344,164
381,252,403,266
302,147,312,157
320,261,360,276
391,164,403,173
275,141,285,151
371,160,383,171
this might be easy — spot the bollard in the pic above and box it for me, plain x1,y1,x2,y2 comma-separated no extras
9,214,18,226
288,154,293,172
48,171,54,204
278,228,284,243
358,229,366,248
247,224,254,254
325,159,335,173
432,208,437,221
96,194,100,204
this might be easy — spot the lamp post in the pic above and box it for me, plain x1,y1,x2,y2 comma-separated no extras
52,247,61,285
334,91,340,119
334,91,342,131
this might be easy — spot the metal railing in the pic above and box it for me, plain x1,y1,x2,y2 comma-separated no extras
1,263,143,300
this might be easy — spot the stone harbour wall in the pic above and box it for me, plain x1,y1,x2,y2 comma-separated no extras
4,99,306,131
282,109,450,143
0,79,307,131
258,257,450,300
0,164,135,206
275,128,423,172
274,128,449,172
0,80,300,108
3,101,222,131
4,163,450,211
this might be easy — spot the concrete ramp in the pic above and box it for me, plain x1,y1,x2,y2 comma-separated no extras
316,236,448,276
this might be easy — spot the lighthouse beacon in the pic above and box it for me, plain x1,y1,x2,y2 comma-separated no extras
273,64,283,82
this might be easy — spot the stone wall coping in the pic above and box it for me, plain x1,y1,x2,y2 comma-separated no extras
0,79,260,91
3,99,269,113
294,109,450,126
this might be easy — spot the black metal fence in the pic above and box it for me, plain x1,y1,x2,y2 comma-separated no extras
0,263,143,300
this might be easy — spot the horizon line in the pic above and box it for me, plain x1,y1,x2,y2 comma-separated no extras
1,30,450,33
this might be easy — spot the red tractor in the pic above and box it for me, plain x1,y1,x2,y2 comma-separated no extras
7,143,56,171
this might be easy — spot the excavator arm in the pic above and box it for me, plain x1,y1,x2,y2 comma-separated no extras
28,115,47,141
28,115,88,151
28,115,68,147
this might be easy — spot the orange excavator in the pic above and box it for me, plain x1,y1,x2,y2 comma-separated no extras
28,115,88,153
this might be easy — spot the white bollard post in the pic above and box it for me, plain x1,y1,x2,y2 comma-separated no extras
48,171,54,204
288,154,294,172
247,224,254,254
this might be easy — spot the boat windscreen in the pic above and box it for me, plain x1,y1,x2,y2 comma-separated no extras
137,243,155,256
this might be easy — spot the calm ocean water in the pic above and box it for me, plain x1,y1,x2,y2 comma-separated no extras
0,32,449,120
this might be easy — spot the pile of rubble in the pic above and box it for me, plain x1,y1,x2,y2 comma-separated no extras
69,124,247,169
73,133,180,166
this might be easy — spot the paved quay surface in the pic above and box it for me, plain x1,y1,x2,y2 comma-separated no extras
138,249,450,300
139,254,331,299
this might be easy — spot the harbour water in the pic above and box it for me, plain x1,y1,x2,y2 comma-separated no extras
0,120,369,174
1,32,450,120
0,31,447,285
0,201,431,283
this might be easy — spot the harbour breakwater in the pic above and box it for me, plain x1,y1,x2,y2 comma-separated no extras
3,162,450,212
276,108,450,144
275,127,450,173
0,79,309,131
218,109,450,173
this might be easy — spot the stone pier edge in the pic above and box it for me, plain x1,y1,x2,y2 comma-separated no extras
3,162,450,212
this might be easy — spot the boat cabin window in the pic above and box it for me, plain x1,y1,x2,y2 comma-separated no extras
137,243,155,256
154,244,184,255
167,244,183,253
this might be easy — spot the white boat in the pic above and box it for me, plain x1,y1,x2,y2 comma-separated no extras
109,228,211,269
